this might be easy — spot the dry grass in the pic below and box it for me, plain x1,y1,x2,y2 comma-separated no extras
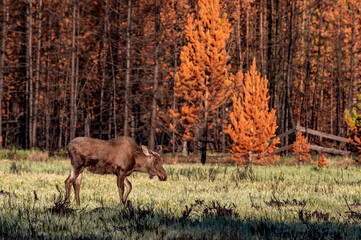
327,155,359,167
27,151,49,162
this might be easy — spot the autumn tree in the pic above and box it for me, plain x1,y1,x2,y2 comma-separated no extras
172,0,232,164
318,154,327,168
292,131,311,164
345,94,361,156
227,59,279,166
2,0,361,152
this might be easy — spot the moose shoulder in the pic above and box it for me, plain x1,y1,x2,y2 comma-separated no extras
65,136,167,205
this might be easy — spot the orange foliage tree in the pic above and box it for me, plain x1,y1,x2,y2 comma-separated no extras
292,131,311,164
227,59,279,166
171,0,232,164
345,94,361,156
318,154,327,168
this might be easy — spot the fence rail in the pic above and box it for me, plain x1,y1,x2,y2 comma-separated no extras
273,124,351,156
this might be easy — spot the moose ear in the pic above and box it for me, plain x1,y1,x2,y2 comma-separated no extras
155,145,162,154
148,148,153,155
141,145,151,156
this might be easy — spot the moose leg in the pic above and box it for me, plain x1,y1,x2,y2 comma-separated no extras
73,172,83,206
65,166,84,204
123,178,132,203
116,173,126,204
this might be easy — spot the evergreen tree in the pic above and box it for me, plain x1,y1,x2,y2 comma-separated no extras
172,0,232,164
227,59,279,166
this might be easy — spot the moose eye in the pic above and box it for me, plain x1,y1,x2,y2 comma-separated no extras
153,157,160,164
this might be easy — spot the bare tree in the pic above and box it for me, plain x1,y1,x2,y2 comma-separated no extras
310,0,323,130
26,0,34,148
348,0,356,114
172,0,179,154
69,0,78,140
149,0,162,150
0,0,7,149
44,0,53,150
33,0,42,147
124,0,132,137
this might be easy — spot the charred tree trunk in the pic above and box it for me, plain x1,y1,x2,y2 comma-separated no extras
109,42,118,137
310,0,323,130
304,0,312,138
69,0,77,140
33,0,42,147
285,1,295,131
124,0,132,137
201,89,209,164
26,0,33,149
101,0,109,139
260,0,265,75
348,0,356,114
221,106,226,153
236,0,243,72
0,0,7,149
267,0,275,109
172,0,179,154
149,0,162,150
45,4,52,150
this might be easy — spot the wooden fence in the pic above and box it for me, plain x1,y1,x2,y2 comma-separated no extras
273,124,351,156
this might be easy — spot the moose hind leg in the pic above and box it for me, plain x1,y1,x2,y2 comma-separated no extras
65,169,75,201
116,173,126,204
123,178,132,203
65,167,83,203
73,172,83,206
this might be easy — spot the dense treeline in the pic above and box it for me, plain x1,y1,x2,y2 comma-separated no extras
0,0,360,153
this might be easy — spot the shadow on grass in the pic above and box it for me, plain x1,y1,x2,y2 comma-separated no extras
2,197,361,240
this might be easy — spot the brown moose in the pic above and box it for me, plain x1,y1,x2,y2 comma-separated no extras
65,136,167,205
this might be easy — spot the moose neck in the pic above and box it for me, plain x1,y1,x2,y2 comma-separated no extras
133,155,149,173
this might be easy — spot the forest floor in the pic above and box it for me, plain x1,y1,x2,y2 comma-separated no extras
1,153,361,239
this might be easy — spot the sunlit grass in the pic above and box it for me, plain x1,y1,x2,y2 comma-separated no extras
1,159,361,238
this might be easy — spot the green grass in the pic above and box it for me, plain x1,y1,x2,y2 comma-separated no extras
1,159,361,239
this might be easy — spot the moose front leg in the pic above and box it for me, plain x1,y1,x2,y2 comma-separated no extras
116,173,126,204
123,178,132,204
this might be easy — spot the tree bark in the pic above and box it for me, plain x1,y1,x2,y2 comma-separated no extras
260,0,264,75
221,106,226,153
304,0,312,138
69,0,77,140
310,0,323,130
236,0,243,72
101,0,109,139
45,0,52,150
75,1,79,138
33,0,42,148
285,0,295,131
336,12,344,136
245,8,249,70
0,0,7,149
348,0,356,114
26,0,33,149
201,88,209,164
172,0,179,154
124,0,132,137
109,42,117,137
149,0,162,150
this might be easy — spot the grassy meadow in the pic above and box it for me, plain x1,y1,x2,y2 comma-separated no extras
1,153,361,239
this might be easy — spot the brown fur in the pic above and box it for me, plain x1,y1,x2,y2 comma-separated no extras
65,136,167,205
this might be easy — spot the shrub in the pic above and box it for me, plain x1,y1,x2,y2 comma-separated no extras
318,154,327,168
345,94,361,156
292,131,311,164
